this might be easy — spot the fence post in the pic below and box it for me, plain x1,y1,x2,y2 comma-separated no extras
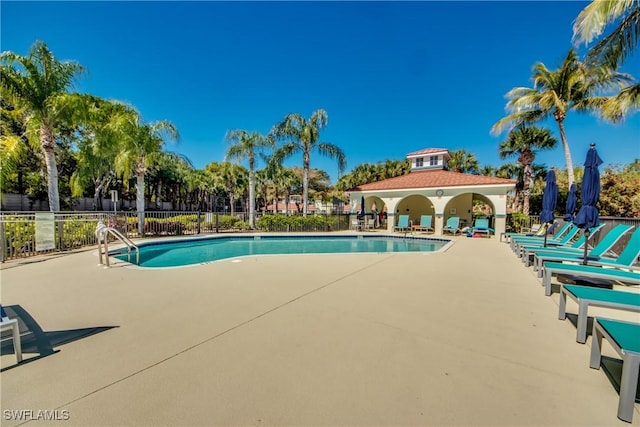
0,220,6,263
57,216,64,252
215,212,219,233
197,211,201,235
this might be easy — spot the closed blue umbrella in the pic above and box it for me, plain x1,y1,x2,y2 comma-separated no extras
539,169,558,247
360,196,365,217
574,143,603,264
564,183,577,222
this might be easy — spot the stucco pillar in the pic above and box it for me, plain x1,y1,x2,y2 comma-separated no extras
494,214,506,238
434,213,444,235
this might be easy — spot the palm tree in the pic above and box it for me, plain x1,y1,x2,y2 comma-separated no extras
113,107,179,234
0,40,86,211
270,109,346,216
147,151,193,210
225,130,274,228
480,165,496,176
447,149,480,173
499,126,557,215
492,48,633,185
573,0,640,119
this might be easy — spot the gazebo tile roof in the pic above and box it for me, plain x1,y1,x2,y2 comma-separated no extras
406,148,449,157
350,170,516,191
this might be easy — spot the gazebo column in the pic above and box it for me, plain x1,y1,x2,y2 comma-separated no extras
382,197,399,232
494,214,506,238
434,213,444,235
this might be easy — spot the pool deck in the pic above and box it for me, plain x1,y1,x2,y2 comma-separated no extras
1,233,639,426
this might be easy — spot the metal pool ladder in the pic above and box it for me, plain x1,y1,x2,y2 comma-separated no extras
95,221,139,267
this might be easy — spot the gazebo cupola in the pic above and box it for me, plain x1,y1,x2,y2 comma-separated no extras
406,148,451,171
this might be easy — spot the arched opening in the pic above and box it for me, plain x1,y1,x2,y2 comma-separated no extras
445,193,496,229
394,194,434,227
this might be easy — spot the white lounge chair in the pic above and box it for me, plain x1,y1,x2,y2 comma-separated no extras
0,305,22,364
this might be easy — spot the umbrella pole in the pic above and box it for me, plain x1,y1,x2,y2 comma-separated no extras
543,223,549,247
582,229,590,265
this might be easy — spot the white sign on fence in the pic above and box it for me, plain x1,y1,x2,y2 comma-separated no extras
35,212,55,251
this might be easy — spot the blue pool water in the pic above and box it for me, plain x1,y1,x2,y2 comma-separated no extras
114,235,450,268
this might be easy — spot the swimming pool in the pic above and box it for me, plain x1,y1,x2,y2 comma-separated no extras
113,234,452,268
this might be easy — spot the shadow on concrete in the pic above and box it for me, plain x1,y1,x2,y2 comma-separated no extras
600,356,640,403
1,305,117,372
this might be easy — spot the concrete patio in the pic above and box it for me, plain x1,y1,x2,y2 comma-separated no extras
1,235,639,426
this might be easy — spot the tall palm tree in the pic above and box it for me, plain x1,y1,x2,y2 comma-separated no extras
270,109,346,216
492,48,633,185
225,130,274,228
113,107,179,234
0,40,86,211
498,126,557,215
447,149,480,173
480,165,496,176
573,0,640,119
147,151,193,210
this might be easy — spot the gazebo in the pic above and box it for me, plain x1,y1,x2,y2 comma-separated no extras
347,148,517,236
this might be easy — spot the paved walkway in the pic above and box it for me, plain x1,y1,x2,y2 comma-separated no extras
1,235,639,426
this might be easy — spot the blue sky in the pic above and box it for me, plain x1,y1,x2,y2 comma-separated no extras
2,1,639,183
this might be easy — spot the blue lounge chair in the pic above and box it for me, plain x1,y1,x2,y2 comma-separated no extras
501,223,546,243
558,284,640,343
442,216,461,235
469,218,494,237
539,226,640,280
542,262,640,296
513,224,582,257
521,224,606,266
509,221,573,250
590,318,640,423
411,215,433,233
532,224,631,275
394,215,411,233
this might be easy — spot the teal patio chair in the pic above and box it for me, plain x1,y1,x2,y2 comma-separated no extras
394,215,411,233
442,216,461,235
590,318,640,423
510,222,576,253
532,224,631,275
411,215,433,233
470,218,494,237
539,226,640,278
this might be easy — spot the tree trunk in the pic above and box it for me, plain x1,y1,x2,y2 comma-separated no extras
522,163,533,215
556,117,575,185
248,157,255,228
136,173,145,235
40,123,60,212
303,154,310,217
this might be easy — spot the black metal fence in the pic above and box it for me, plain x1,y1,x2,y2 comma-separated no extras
0,211,355,261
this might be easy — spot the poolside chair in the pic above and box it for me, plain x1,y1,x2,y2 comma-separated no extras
442,216,461,235
558,284,640,343
469,218,494,237
521,223,604,267
512,224,581,257
411,215,434,233
509,221,574,251
532,224,631,275
590,317,640,423
394,215,411,233
0,305,22,364
543,262,640,296
539,226,640,279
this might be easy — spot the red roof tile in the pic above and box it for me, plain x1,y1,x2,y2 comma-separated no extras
349,170,516,191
